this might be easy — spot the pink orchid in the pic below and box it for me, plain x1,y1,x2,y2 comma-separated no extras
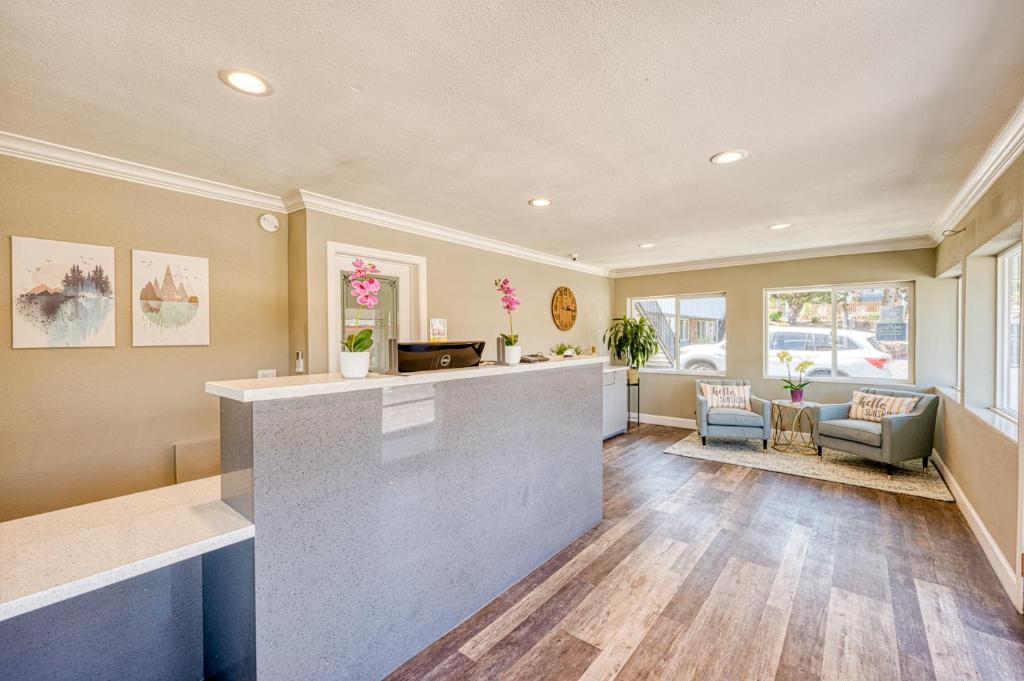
350,278,381,309
351,258,380,278
494,277,521,344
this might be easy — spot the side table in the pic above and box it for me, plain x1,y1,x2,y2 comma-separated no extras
771,400,819,453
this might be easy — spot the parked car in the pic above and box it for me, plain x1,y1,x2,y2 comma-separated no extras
678,326,893,378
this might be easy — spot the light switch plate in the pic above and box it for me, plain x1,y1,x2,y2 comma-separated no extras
257,369,277,379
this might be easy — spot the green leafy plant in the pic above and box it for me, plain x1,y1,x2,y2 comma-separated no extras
551,342,585,356
776,351,814,390
603,316,659,369
768,310,783,322
500,333,519,346
343,328,374,353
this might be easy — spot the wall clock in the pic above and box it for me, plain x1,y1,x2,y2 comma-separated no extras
551,286,578,331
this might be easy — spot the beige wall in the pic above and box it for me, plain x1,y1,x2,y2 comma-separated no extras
613,248,956,421
290,209,614,373
935,395,1019,562
931,153,1023,573
0,156,289,521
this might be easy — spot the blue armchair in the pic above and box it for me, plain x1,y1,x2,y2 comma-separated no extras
695,379,771,452
812,387,938,474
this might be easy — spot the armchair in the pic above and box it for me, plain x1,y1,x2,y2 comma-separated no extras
695,379,771,452
812,387,938,473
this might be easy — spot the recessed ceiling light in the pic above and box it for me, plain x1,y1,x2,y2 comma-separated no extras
709,149,748,165
766,223,792,231
528,198,552,207
218,69,273,96
638,243,656,248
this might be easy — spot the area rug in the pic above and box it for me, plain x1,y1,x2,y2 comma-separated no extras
664,432,953,502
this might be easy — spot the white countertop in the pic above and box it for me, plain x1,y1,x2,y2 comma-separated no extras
603,365,627,373
0,476,253,622
207,355,609,402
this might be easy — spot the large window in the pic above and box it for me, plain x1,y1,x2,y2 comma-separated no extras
631,293,726,373
996,243,1021,417
765,283,912,381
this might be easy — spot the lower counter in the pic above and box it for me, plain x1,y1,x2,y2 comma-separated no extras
215,359,605,680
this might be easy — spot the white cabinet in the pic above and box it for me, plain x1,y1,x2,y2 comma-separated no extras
602,368,628,439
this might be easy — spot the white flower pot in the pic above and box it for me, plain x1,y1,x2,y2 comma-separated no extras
504,345,522,366
339,350,371,379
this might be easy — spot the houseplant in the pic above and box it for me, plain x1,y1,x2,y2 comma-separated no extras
551,342,584,357
495,277,522,366
776,351,813,402
603,316,659,383
340,258,380,379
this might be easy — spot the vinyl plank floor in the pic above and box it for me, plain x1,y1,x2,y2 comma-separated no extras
387,425,1024,681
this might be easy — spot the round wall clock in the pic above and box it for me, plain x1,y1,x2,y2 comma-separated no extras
551,286,578,331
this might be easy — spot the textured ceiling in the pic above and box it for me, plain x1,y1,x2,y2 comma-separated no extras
2,1,1023,270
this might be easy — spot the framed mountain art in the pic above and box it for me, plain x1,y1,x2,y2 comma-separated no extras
11,236,116,348
132,249,210,346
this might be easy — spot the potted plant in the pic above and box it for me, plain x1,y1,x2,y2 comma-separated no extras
551,342,584,357
776,351,813,402
495,277,522,366
340,259,380,379
603,316,659,383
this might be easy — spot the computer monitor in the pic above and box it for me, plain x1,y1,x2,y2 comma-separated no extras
396,341,486,373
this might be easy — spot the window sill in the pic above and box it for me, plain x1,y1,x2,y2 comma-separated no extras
639,368,727,378
934,386,961,402
964,405,1018,445
760,375,915,387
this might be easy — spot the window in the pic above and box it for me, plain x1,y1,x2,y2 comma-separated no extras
630,293,726,373
765,283,912,381
996,244,1021,418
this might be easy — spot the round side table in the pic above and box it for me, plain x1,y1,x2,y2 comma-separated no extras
771,400,819,453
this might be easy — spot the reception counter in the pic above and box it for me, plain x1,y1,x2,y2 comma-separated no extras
206,356,606,679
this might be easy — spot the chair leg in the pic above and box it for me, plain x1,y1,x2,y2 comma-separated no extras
923,455,929,469
886,463,893,477
817,445,822,457
701,435,706,448
762,439,768,452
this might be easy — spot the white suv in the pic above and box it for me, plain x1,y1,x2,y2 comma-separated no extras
678,326,894,378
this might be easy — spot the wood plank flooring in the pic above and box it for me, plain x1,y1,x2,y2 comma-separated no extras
387,424,1024,681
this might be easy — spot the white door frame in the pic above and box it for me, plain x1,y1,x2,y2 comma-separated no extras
326,241,428,372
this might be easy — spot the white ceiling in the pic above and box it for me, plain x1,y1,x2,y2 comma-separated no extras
2,1,1023,271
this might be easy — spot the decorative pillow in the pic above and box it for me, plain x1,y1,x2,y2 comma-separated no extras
849,391,918,422
701,383,752,411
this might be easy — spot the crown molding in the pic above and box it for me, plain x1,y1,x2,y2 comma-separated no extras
609,235,937,278
283,189,610,276
930,96,1024,241
0,130,286,212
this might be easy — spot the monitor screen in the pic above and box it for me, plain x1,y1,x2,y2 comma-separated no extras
396,341,485,373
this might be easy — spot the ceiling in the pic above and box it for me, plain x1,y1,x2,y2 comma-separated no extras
2,1,1023,272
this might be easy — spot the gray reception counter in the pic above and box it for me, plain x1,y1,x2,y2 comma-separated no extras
205,356,606,680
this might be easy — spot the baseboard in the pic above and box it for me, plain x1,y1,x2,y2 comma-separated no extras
627,412,697,430
931,449,1023,613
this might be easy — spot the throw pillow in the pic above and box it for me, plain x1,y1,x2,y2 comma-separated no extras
701,383,752,411
849,391,918,422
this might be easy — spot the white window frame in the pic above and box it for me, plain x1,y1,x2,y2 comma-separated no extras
995,242,1021,421
628,292,727,376
762,281,915,384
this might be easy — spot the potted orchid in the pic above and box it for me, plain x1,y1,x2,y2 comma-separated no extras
776,351,814,403
494,277,522,366
340,258,381,379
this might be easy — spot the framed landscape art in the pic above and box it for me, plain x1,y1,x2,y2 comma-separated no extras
132,249,210,346
11,236,116,348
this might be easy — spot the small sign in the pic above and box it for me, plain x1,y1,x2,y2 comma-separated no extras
880,305,904,323
429,318,448,342
875,322,907,342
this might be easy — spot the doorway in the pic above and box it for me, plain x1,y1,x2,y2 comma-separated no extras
326,241,428,374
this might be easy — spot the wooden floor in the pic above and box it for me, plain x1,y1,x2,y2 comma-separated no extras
388,424,1024,681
